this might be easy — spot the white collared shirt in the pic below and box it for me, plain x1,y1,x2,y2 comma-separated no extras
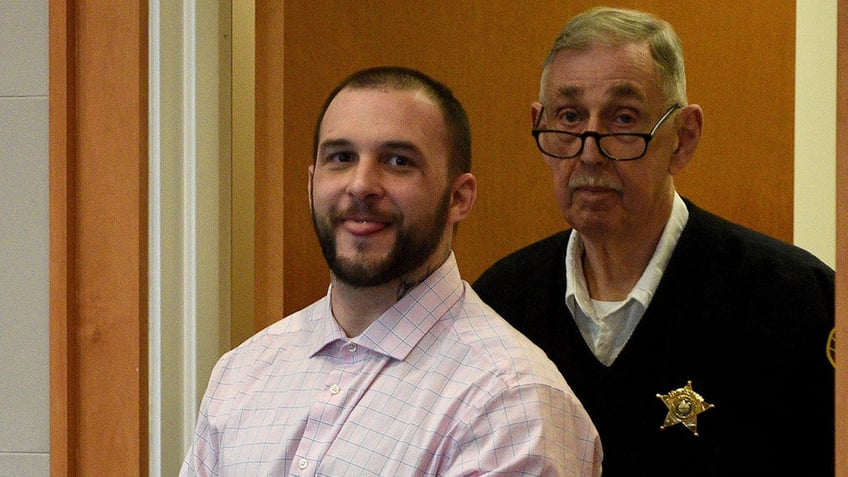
565,193,689,366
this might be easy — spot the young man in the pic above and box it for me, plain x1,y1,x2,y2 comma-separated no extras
181,66,602,476
473,7,835,476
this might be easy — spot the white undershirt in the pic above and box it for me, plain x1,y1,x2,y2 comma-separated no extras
564,193,689,366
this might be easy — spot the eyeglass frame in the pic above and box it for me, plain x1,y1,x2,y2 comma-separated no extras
531,103,682,161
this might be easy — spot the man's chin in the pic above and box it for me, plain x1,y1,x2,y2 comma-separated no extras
330,257,395,288
565,206,619,230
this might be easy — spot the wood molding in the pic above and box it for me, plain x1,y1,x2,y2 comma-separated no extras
254,0,285,330
836,1,847,474
49,1,149,475
48,1,76,474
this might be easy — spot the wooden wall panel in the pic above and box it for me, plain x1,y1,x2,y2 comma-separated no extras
255,0,795,323
49,1,148,475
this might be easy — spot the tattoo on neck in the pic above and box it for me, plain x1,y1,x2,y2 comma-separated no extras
397,280,416,300
396,266,434,301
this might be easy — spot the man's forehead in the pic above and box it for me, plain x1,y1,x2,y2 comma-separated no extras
324,87,438,119
318,87,450,161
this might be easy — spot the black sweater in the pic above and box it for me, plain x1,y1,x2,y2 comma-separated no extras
473,200,835,476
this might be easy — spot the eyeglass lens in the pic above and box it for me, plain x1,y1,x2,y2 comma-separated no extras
537,132,646,160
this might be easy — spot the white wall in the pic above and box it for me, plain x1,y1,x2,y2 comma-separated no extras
795,1,837,268
0,0,50,475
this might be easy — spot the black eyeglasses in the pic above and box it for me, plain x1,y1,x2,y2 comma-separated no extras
531,104,681,161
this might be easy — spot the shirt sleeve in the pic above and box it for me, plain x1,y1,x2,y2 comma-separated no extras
444,382,602,477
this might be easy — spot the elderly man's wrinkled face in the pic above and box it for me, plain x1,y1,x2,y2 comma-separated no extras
534,42,684,242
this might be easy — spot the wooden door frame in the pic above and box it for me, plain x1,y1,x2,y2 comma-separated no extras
49,0,149,475
50,1,232,475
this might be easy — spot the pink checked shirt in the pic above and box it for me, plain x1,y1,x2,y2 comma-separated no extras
181,253,602,476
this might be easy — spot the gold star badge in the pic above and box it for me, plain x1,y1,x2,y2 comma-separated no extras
657,381,714,436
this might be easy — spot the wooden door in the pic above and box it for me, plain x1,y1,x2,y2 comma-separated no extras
255,0,796,323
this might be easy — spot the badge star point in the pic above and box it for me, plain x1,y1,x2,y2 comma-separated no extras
657,380,714,436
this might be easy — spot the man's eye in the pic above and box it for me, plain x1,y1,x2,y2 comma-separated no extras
386,155,411,167
563,111,579,122
329,152,354,163
554,110,581,128
614,113,637,125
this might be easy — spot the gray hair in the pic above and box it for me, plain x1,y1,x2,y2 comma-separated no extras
541,7,688,105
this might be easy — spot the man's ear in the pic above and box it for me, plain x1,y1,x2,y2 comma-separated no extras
531,101,543,128
448,172,477,225
668,104,703,175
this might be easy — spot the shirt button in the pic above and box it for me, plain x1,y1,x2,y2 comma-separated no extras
329,384,340,395
348,343,357,352
298,458,308,469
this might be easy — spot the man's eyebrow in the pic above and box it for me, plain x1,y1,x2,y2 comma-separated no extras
555,83,647,103
317,138,423,157
607,83,646,102
317,138,353,151
381,140,421,154
555,85,584,100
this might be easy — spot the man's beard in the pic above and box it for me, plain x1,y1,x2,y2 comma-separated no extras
311,190,451,288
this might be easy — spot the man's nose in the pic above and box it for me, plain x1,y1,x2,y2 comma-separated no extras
346,159,385,199
578,133,607,165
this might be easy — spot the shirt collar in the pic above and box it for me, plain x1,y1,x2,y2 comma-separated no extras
566,192,689,314
306,252,465,361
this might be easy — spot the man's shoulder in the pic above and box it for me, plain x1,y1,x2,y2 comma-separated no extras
471,231,571,315
440,290,566,383
682,200,833,276
214,300,324,371
475,231,570,281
